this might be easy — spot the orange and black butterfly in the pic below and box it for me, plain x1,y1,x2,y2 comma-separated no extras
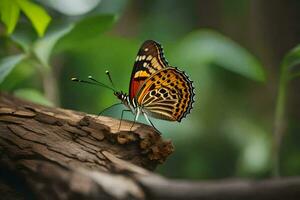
72,40,195,133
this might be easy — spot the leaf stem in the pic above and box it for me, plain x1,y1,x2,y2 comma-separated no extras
40,65,60,106
272,64,288,177
33,59,60,106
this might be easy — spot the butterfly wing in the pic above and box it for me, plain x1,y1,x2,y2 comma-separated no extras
129,40,168,99
136,67,195,122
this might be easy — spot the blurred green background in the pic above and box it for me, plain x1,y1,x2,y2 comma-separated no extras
1,0,300,180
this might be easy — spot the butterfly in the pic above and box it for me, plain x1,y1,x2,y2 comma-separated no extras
72,40,195,133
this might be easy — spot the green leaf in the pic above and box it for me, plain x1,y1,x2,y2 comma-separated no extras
16,0,51,37
57,14,116,50
33,24,74,66
281,44,300,80
14,88,53,106
0,54,26,83
173,30,266,82
33,14,115,66
0,58,37,90
0,0,20,34
10,28,35,52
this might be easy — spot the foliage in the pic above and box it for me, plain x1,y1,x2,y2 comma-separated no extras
272,44,300,176
171,30,265,82
0,0,115,104
0,54,26,83
0,0,51,36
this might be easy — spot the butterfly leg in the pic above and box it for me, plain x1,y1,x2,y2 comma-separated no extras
143,113,162,135
98,103,123,117
130,108,140,131
118,109,131,130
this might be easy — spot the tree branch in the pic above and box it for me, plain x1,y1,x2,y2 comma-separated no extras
0,93,300,200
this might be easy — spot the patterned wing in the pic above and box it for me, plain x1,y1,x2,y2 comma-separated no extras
129,40,168,99
136,67,195,122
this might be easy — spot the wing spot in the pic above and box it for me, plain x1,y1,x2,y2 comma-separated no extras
160,88,166,93
149,84,156,90
150,91,156,96
153,64,160,69
149,68,156,73
147,55,153,60
145,48,149,51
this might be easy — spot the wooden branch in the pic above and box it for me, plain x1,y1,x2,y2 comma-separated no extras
1,93,300,200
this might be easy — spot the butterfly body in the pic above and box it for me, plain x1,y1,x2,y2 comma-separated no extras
114,91,137,115
115,40,195,127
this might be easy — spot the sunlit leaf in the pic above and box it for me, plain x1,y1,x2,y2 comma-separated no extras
37,0,101,16
14,88,53,106
173,30,265,82
0,0,20,34
16,0,51,37
0,54,26,83
0,0,51,36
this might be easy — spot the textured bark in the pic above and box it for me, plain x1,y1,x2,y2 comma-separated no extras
1,93,300,200
0,92,173,199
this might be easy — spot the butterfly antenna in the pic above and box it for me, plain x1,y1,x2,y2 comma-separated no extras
105,70,115,89
71,77,116,92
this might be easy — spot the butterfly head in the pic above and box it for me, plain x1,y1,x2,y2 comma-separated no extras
114,91,127,101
